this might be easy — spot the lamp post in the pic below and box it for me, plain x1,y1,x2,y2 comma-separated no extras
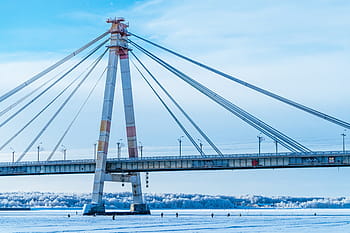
10,147,15,163
61,145,67,160
93,142,97,160
178,136,184,157
117,139,123,159
197,139,203,155
257,135,264,155
139,141,143,159
274,140,278,154
341,130,346,152
37,142,42,162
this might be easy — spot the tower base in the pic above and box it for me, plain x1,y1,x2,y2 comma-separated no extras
130,203,150,214
82,203,150,215
82,203,105,215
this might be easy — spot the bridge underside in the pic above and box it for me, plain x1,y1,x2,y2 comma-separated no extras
0,151,349,176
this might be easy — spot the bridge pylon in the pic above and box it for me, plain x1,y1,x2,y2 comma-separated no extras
83,17,149,215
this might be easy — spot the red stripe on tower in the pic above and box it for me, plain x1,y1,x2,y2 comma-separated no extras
119,48,129,59
126,126,137,137
128,147,138,158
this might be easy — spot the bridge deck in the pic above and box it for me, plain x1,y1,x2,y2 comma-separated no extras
0,151,349,176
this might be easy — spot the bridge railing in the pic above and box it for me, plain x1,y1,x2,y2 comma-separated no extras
109,150,350,161
0,150,348,167
0,159,96,167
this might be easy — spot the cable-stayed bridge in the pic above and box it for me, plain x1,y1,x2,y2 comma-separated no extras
0,17,349,215
0,151,349,176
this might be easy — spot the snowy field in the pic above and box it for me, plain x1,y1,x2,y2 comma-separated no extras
1,209,350,233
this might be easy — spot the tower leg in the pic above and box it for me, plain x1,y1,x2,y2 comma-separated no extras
83,25,119,216
119,49,149,214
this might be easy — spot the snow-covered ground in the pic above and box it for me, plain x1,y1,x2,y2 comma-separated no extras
1,193,350,232
1,209,350,232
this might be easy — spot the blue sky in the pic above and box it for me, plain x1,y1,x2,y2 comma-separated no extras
0,0,350,197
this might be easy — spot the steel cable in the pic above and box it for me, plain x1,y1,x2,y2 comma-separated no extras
47,66,108,161
131,60,205,156
16,48,108,162
131,52,222,156
0,50,108,152
0,69,67,118
130,41,310,152
0,31,110,103
0,39,109,128
129,33,350,130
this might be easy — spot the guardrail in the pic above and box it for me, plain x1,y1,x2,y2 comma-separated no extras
0,150,348,167
109,150,350,161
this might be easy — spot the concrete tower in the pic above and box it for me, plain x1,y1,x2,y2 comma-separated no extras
83,17,148,215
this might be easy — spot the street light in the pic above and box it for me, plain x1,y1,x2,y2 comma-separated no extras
93,141,97,160
10,147,15,163
61,145,67,160
178,136,184,157
37,142,43,162
257,134,264,155
197,139,203,155
117,139,123,159
274,140,278,154
139,141,143,159
341,130,346,152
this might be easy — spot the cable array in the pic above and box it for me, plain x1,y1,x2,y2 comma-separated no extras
0,31,109,103
131,51,223,156
16,49,108,162
130,40,310,152
130,32,350,130
0,34,109,161
2,29,346,161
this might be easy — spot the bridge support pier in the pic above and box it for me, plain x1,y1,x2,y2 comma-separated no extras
83,17,148,216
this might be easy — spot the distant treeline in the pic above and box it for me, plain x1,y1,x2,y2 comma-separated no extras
0,192,349,209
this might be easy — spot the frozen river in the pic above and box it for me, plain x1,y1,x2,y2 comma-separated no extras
1,209,350,232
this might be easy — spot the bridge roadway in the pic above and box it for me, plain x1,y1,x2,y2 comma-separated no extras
0,151,349,176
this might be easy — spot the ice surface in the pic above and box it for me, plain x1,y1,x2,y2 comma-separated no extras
1,209,350,233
